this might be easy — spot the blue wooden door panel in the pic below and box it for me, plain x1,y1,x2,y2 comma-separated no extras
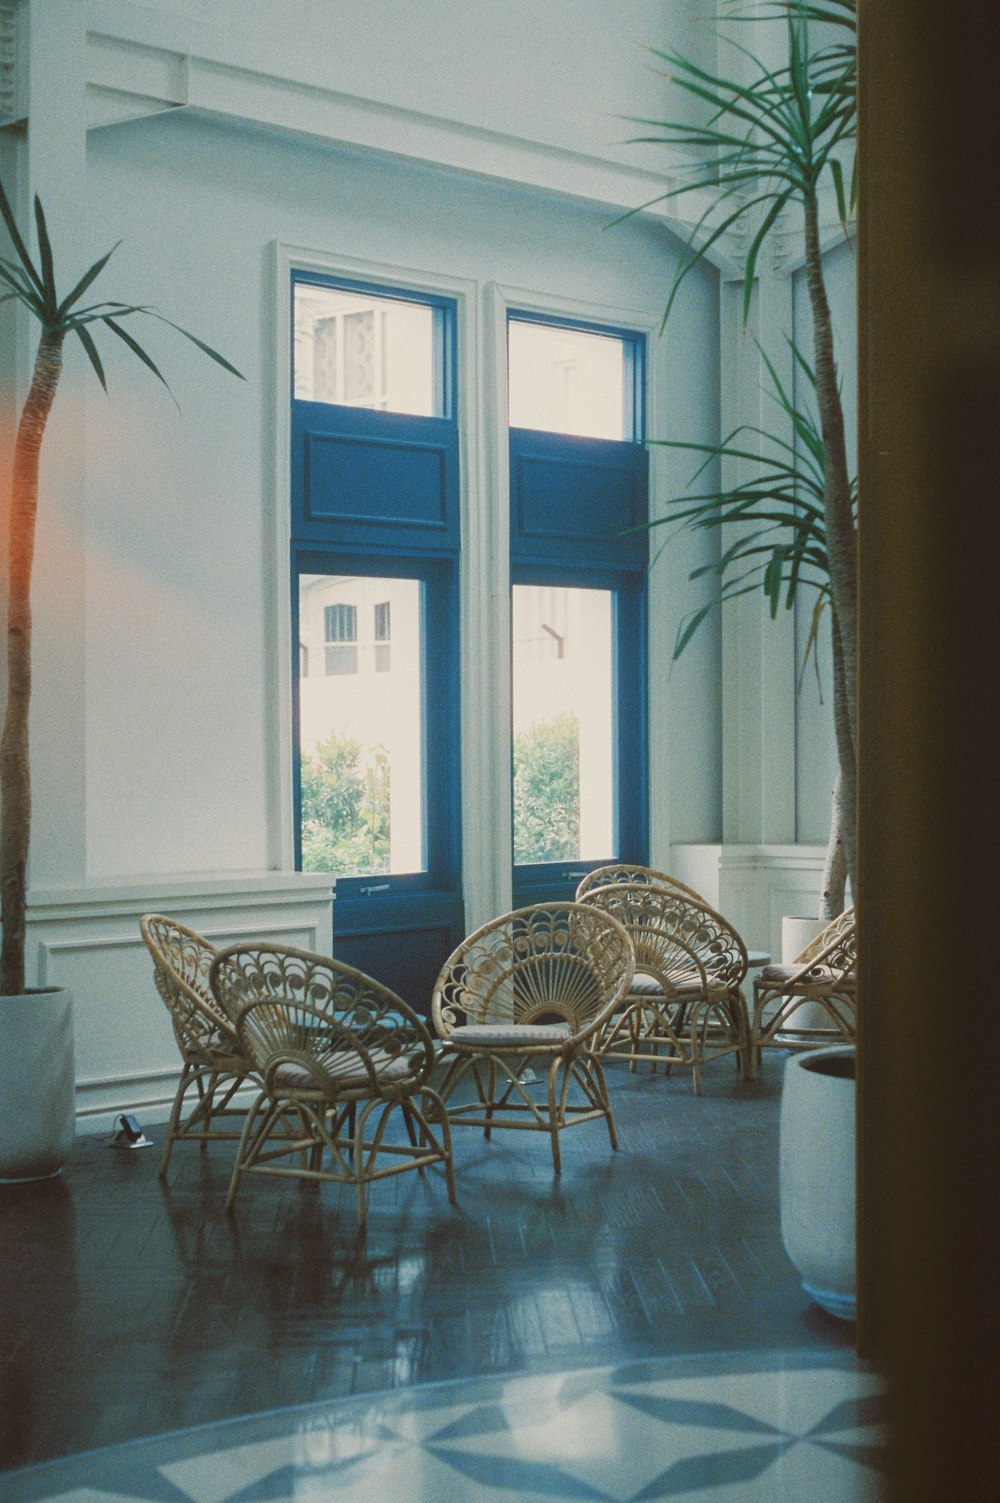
292,401,460,550
332,891,466,1019
509,428,648,566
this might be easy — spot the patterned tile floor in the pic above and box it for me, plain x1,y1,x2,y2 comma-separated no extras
1,1055,877,1495
3,1352,884,1503
3,1349,885,1503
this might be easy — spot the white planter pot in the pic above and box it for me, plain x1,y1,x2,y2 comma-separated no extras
781,914,836,1034
781,914,825,963
779,1044,856,1320
0,988,75,1182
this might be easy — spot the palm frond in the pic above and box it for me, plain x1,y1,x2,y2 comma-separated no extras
645,335,852,657
627,2,856,327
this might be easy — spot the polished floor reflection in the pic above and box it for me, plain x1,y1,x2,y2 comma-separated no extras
3,1350,885,1502
0,1054,861,1487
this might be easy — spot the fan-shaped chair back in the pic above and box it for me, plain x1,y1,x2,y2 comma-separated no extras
575,862,706,906
140,914,233,1054
210,943,436,1097
794,905,856,978
433,901,634,1046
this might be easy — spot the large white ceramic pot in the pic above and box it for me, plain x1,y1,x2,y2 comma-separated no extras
779,1043,856,1320
0,988,75,1182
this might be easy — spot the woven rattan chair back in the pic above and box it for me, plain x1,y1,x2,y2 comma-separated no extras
432,902,634,1047
140,914,232,1054
208,942,455,1225
750,907,857,1073
574,882,708,991
577,882,750,1092
794,905,856,977
139,913,249,1178
210,942,436,1098
574,863,706,905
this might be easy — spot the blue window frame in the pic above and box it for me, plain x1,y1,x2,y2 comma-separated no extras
508,311,649,906
290,272,464,1011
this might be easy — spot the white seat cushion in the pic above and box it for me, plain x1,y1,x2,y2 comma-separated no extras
273,1048,417,1090
448,1023,571,1048
629,971,705,997
758,963,839,987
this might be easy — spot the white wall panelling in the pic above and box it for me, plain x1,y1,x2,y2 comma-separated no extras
672,843,826,959
26,872,333,1135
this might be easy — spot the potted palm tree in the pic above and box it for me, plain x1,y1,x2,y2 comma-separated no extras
630,0,857,919
628,1,858,1316
0,180,242,1180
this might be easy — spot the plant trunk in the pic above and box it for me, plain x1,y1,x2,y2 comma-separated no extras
803,191,858,907
1,328,64,996
820,773,847,920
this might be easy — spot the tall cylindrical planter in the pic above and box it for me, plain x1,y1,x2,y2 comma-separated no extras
0,988,75,1182
780,1044,856,1320
781,914,836,1034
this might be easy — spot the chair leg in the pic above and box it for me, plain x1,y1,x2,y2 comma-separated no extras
483,1056,497,1140
401,1100,425,1173
225,1091,272,1212
158,1061,197,1179
546,1058,562,1174
590,1055,618,1151
353,1096,387,1230
419,1087,457,1205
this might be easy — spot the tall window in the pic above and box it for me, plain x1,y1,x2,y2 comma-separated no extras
507,312,648,901
290,272,462,1009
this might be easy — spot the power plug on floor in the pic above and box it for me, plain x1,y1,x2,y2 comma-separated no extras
108,1113,153,1150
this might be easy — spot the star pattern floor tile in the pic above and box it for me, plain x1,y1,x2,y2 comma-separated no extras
3,1350,885,1503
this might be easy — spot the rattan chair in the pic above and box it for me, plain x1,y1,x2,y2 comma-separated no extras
209,942,456,1226
750,906,856,1074
140,913,254,1179
430,902,634,1173
577,881,751,1093
575,862,706,905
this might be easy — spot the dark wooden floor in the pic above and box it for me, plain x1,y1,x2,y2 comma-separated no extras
0,1053,852,1473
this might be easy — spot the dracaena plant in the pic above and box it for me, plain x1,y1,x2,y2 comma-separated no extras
0,181,243,995
628,0,857,917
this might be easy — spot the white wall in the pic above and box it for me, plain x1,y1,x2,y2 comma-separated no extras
88,0,718,168
78,108,721,882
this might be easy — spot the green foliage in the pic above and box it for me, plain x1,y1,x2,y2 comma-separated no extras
652,342,856,670
0,178,244,392
622,1,859,674
623,0,857,326
513,712,580,864
300,731,390,876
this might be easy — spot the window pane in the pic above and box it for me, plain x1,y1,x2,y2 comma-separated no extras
294,284,440,416
511,584,614,863
508,320,628,440
298,573,424,877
